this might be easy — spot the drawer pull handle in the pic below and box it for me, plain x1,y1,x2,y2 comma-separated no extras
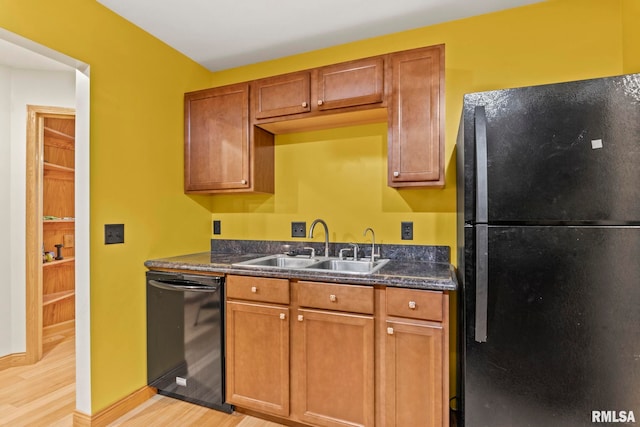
298,314,304,322
408,301,416,309
251,286,257,293
329,294,337,302
317,99,324,106
393,171,400,177
387,327,394,335
302,101,308,108
241,179,247,185
280,313,286,320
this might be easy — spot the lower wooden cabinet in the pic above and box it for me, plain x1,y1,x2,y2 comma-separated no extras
225,276,450,427
385,320,445,427
296,309,375,427
225,301,290,416
384,288,449,427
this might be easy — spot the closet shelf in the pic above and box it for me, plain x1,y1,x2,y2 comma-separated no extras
43,290,75,306
44,162,74,173
42,257,75,268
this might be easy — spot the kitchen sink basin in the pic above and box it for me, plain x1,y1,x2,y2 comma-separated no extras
233,254,390,275
306,258,390,274
232,254,320,269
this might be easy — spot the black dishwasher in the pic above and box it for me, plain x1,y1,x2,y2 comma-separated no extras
146,270,232,413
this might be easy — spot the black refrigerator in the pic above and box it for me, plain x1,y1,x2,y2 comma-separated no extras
456,73,640,426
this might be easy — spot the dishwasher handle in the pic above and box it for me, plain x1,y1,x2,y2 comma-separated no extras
148,279,220,293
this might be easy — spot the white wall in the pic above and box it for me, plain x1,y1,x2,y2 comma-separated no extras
0,66,75,356
0,65,12,355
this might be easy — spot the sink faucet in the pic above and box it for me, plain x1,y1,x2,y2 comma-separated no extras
363,227,378,263
308,219,329,257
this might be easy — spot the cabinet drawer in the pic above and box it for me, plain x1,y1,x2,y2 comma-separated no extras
386,288,443,322
297,281,374,314
227,275,289,304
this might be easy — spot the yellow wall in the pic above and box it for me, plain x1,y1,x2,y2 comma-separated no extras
1,0,637,415
0,0,212,413
207,0,626,262
623,0,640,73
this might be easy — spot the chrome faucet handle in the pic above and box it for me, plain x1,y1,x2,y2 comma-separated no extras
338,247,352,260
302,247,316,259
349,243,359,261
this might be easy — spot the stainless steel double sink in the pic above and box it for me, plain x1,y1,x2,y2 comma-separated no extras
232,254,389,275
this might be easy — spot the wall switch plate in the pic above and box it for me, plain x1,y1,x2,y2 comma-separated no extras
401,221,413,240
105,224,124,244
213,220,221,235
291,221,306,238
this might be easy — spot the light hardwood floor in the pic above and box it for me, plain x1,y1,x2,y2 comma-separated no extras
0,325,283,427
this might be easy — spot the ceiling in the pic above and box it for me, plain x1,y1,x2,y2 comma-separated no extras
0,37,73,71
96,0,545,71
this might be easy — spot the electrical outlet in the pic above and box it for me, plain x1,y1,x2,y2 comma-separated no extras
401,221,413,240
105,224,124,244
291,221,306,238
213,220,221,235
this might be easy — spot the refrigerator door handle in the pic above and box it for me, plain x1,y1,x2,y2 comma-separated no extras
475,105,488,223
475,224,489,342
475,105,489,343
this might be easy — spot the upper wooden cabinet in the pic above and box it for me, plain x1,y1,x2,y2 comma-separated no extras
254,71,311,119
388,45,445,188
316,57,384,111
184,45,444,194
253,57,385,122
184,83,274,193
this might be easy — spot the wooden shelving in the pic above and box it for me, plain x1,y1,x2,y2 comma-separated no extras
42,257,75,268
44,162,74,173
44,125,74,143
42,116,76,330
43,290,75,306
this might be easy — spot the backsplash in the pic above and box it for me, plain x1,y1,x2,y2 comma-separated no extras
210,239,450,263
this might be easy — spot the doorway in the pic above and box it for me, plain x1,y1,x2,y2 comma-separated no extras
0,29,92,415
26,106,76,362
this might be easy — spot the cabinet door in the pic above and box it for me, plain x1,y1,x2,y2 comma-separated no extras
184,83,250,192
254,71,311,119
388,45,444,188
226,301,289,417
296,308,374,427
385,320,444,427
316,57,384,111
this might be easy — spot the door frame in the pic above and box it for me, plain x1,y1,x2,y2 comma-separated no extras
25,105,76,364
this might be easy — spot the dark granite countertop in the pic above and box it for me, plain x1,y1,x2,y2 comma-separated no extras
144,245,458,292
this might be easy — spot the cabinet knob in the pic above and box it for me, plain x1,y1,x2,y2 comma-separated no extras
251,286,257,293
408,301,416,310
387,327,394,335
329,294,337,302
317,99,323,106
280,313,286,320
393,171,400,177
298,314,304,322
241,179,247,185
302,101,308,108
